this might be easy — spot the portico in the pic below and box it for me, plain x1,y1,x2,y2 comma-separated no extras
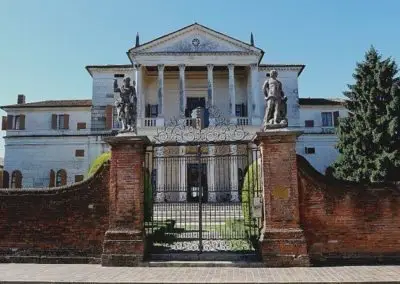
127,23,265,129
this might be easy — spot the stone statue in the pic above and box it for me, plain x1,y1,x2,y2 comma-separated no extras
114,77,137,133
262,70,288,129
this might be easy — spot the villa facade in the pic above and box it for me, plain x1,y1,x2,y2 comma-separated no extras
1,23,347,193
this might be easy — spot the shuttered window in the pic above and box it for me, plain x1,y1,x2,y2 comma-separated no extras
11,170,22,188
52,114,70,130
2,116,7,130
56,169,67,186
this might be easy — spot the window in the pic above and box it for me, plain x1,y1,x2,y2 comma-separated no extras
321,111,340,127
305,120,314,127
235,104,247,117
77,122,86,130
3,115,25,130
321,112,333,127
75,149,85,157
14,115,20,130
2,171,9,188
10,170,22,188
75,175,84,182
49,169,55,188
56,169,67,186
305,147,316,154
145,104,158,118
52,114,69,130
58,115,65,129
114,74,124,78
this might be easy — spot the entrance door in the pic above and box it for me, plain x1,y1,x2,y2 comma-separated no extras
187,163,208,203
186,97,206,117
186,97,209,127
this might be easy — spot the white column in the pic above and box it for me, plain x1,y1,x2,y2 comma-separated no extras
250,63,261,125
207,145,216,202
228,64,236,117
155,147,165,202
134,64,145,127
179,146,187,202
207,64,215,126
178,64,186,118
157,64,164,117
133,64,140,128
230,145,239,202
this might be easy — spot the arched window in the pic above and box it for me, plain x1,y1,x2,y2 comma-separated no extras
49,169,55,188
56,169,67,186
2,171,9,188
10,170,22,188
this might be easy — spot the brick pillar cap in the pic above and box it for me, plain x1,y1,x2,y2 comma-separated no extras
253,129,303,144
104,135,151,146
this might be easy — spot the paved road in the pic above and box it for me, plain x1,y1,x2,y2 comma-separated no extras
0,263,400,283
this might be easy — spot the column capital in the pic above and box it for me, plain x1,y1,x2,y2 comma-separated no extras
133,64,141,70
228,64,235,71
178,64,186,71
250,63,258,70
157,64,165,72
207,64,214,71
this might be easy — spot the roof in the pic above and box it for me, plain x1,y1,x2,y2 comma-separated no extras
299,98,345,106
85,64,132,77
1,99,92,109
129,23,264,53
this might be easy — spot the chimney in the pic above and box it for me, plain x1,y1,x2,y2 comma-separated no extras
17,94,26,104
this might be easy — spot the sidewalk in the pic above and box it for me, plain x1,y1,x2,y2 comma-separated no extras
0,264,400,283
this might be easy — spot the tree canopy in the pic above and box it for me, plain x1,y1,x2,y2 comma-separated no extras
332,47,400,183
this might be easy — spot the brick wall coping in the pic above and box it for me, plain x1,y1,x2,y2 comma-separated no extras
297,155,400,194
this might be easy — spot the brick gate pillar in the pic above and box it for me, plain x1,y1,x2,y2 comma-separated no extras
101,135,150,266
254,130,310,267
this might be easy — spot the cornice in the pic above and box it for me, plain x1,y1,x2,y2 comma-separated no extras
86,66,133,77
134,24,261,55
131,51,259,57
258,64,305,76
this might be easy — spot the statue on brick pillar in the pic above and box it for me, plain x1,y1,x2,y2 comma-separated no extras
114,77,137,134
262,70,288,130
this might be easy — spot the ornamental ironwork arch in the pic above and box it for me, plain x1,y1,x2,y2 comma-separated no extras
153,102,254,144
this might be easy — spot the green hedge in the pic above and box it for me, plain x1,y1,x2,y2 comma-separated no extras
144,169,153,221
87,151,153,220
241,159,262,228
87,152,111,177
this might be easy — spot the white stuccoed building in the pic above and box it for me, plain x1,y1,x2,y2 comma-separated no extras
1,23,347,190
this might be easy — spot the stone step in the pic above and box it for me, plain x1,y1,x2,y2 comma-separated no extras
148,260,264,267
148,252,260,262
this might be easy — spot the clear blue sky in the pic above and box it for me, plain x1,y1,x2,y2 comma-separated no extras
1,0,400,157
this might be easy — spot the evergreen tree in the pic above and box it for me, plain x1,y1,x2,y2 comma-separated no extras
332,47,400,183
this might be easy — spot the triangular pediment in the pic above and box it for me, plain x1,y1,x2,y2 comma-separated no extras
130,23,262,54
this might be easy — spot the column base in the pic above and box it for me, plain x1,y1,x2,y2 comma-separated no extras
259,227,310,267
101,230,144,267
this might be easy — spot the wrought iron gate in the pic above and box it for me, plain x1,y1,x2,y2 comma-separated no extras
144,141,262,260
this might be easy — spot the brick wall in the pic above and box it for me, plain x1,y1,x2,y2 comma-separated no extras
297,155,400,264
0,163,109,263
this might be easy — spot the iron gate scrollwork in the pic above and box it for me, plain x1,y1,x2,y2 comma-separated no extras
144,105,262,260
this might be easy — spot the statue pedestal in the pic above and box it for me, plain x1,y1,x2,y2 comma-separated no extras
101,135,150,266
254,130,310,267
